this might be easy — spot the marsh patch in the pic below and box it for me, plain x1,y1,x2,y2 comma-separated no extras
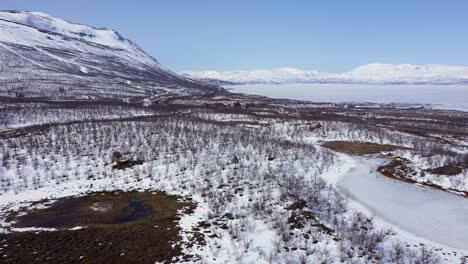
0,191,195,263
322,141,406,155
9,192,156,228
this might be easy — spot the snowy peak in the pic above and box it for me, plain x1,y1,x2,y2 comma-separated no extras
0,10,159,68
181,67,324,84
343,63,468,83
182,63,468,85
0,10,135,50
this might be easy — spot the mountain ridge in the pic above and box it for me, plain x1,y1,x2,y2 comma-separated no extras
181,63,468,85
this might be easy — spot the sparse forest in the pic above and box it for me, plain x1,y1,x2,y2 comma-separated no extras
0,8,467,264
1,99,467,263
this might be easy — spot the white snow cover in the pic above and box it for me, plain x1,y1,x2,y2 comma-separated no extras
183,67,327,83
0,11,135,50
0,10,160,68
181,63,468,85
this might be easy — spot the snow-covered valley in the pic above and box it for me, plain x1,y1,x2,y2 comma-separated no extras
1,104,467,263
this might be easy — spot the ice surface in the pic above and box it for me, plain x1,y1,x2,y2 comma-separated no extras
338,157,468,250
228,83,468,111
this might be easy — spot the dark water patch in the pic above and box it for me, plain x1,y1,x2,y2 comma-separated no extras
113,197,154,224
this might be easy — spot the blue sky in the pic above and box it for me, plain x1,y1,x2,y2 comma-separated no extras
1,0,467,72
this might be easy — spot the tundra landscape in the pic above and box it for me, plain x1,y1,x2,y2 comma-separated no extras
0,7,468,264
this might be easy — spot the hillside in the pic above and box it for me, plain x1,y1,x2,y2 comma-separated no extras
0,11,219,99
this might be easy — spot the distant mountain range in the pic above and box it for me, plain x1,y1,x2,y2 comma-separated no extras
0,11,218,99
181,64,468,85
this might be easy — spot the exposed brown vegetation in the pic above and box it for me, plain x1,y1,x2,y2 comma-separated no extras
378,158,468,198
427,164,463,176
322,141,405,155
112,160,144,170
0,191,195,264
377,158,418,183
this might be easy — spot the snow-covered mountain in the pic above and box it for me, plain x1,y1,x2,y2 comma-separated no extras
341,64,468,84
181,63,468,85
0,11,218,99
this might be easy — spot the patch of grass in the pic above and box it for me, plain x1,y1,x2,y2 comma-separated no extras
322,141,405,155
428,164,463,176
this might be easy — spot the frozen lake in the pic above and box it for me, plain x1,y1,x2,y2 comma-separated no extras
337,157,468,250
227,83,468,111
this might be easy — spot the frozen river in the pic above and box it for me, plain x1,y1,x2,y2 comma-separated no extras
337,157,468,250
227,83,468,111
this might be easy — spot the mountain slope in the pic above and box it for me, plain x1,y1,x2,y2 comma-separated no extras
0,11,219,99
182,63,468,85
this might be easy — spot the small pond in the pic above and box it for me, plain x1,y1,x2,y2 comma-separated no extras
10,191,168,228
